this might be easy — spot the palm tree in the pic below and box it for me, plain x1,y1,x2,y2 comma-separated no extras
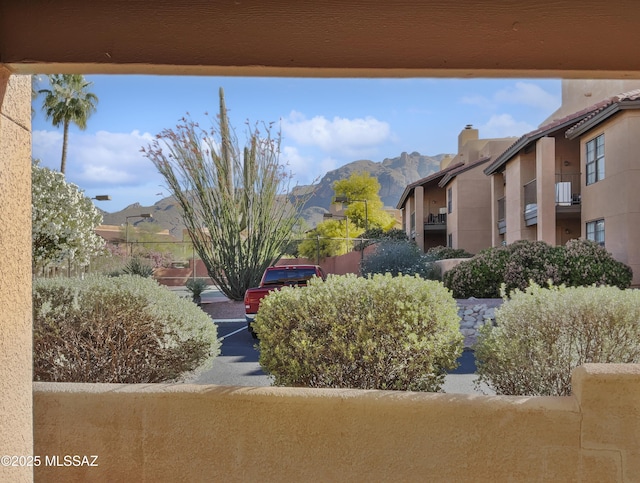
39,74,98,174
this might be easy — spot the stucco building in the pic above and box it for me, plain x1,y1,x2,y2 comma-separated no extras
396,125,514,254
399,80,640,285
484,88,640,285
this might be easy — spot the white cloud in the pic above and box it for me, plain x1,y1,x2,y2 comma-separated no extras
281,146,339,186
281,146,315,184
494,82,560,111
460,95,495,110
33,129,157,189
458,82,560,112
478,114,535,138
281,111,391,158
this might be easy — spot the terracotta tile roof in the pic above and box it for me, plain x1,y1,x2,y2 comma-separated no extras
483,97,615,175
395,161,463,209
565,89,640,138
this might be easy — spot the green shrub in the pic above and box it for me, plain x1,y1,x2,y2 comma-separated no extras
475,283,640,396
255,273,463,392
443,239,633,298
121,256,154,277
354,227,408,250
360,239,437,279
560,238,633,288
424,245,473,261
186,278,209,296
442,246,510,298
33,275,220,383
502,240,564,293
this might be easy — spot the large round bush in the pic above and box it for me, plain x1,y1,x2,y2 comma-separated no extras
255,273,463,392
424,245,473,261
360,240,437,279
443,239,632,298
441,246,510,298
33,275,220,383
561,238,633,288
475,283,640,396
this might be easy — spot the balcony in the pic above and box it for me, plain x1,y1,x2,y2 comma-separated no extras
424,209,447,232
555,173,581,219
497,197,506,234
523,179,537,226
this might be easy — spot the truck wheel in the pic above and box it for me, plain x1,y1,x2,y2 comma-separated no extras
248,323,258,339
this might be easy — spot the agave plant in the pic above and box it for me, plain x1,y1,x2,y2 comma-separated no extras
186,278,209,305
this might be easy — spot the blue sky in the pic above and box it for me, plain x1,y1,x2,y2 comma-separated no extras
31,76,561,212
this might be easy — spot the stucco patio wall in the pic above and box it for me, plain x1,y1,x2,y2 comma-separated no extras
33,364,639,482
0,72,32,483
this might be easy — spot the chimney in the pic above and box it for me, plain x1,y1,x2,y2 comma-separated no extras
440,154,453,170
458,124,479,153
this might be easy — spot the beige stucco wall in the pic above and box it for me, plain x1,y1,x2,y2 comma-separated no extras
413,185,425,251
580,112,640,284
0,71,33,483
455,170,493,254
33,364,640,482
536,137,556,244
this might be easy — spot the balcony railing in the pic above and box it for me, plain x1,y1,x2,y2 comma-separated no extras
425,212,447,225
555,172,581,206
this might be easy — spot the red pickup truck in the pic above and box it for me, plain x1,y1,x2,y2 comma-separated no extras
244,265,326,338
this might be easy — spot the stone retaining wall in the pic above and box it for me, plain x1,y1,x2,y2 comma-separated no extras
456,298,503,347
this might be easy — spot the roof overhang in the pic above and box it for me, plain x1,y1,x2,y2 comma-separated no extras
439,156,491,187
566,100,640,139
395,162,463,210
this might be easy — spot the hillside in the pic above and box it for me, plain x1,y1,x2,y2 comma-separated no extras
101,151,448,238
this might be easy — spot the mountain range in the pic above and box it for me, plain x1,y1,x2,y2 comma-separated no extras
101,151,448,238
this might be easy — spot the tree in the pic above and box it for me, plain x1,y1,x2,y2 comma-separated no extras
32,160,105,274
298,172,395,259
333,172,395,231
298,218,359,260
38,74,98,174
142,88,309,301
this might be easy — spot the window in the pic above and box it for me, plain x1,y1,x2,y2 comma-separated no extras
447,188,452,214
586,219,605,246
447,233,453,248
586,134,604,185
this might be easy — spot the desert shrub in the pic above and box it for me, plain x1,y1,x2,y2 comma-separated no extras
502,240,564,293
255,273,463,392
360,239,437,279
424,245,473,261
186,278,209,296
33,275,220,383
560,238,633,288
443,239,633,298
121,256,154,277
475,283,640,396
442,246,510,298
354,227,409,250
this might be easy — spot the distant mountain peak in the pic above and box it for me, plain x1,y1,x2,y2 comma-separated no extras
103,151,448,236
